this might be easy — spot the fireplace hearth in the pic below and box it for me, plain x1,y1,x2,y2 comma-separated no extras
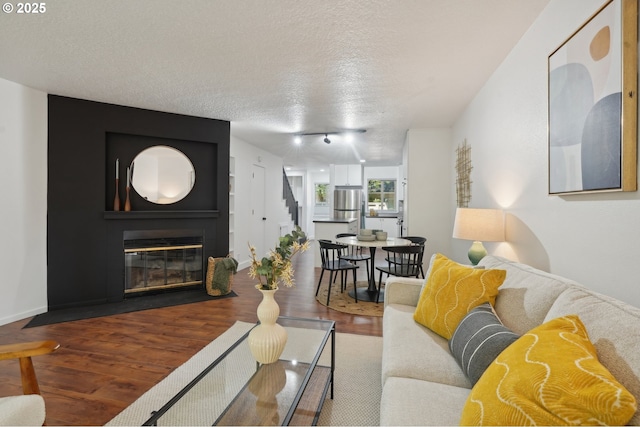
124,230,204,295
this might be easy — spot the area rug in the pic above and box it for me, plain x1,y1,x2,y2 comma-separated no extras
106,321,382,426
24,289,237,328
315,280,383,317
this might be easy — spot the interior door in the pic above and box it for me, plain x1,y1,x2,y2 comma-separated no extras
250,164,266,257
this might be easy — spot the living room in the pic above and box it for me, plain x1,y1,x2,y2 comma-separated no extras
2,0,640,424
3,0,639,325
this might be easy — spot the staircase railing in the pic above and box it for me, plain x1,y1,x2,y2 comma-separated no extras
282,169,299,226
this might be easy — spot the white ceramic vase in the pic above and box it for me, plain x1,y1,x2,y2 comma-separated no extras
248,287,288,364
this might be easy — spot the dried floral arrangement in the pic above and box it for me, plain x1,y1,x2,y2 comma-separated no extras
248,226,309,290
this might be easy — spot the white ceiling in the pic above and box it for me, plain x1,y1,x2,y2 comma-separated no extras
0,0,550,171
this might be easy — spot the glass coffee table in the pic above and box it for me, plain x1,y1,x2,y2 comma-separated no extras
143,316,335,426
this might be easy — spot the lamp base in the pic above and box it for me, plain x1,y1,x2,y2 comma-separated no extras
467,241,487,266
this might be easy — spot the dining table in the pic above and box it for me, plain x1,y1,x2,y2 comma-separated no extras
335,235,412,303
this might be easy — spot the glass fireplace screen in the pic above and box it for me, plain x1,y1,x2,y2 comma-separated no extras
124,235,203,294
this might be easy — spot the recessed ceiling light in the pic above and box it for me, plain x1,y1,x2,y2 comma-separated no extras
294,136,301,145
360,159,366,163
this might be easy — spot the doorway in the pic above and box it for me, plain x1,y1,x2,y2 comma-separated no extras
250,164,266,257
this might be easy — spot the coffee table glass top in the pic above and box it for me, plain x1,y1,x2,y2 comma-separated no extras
142,316,335,426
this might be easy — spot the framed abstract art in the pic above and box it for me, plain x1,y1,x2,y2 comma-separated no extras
548,0,637,195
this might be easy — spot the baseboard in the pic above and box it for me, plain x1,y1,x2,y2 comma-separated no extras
0,306,47,326
237,259,251,271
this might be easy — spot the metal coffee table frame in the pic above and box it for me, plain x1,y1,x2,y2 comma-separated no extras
142,316,335,426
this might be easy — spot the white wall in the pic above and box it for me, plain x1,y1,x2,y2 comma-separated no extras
230,134,293,270
449,0,640,308
0,78,48,325
405,128,453,261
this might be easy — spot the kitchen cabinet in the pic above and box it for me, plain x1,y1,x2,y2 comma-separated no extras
364,217,398,238
334,164,362,186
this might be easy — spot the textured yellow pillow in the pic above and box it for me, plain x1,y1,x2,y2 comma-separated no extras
460,315,637,426
413,253,505,339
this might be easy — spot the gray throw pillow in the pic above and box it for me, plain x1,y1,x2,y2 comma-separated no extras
449,302,519,385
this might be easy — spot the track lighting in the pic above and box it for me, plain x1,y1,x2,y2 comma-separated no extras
295,129,366,145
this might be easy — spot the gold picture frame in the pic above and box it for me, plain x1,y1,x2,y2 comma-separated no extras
548,0,637,195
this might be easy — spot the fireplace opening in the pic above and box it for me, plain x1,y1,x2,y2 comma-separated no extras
124,230,203,295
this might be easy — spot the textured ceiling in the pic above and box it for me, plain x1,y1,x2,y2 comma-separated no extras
0,0,550,171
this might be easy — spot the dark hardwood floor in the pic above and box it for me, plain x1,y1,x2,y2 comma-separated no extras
0,247,383,426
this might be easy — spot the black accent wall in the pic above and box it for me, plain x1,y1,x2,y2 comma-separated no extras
48,95,230,310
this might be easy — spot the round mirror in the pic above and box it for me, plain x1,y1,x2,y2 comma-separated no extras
130,145,195,204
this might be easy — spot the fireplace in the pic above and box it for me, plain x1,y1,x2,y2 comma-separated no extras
124,230,204,295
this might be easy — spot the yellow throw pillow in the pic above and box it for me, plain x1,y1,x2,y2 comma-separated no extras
413,253,506,339
460,315,637,426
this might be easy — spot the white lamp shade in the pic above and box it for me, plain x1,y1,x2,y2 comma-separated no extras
452,208,505,242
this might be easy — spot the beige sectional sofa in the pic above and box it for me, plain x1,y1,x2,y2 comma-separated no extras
380,255,640,425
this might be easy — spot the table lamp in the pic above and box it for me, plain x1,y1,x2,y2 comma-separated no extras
452,208,505,265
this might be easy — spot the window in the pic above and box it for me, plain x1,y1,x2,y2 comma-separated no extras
367,179,396,211
315,183,329,205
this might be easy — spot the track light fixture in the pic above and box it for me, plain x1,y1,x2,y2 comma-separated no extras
295,129,366,145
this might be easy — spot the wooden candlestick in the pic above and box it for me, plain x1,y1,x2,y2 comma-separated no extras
124,186,131,211
113,178,121,211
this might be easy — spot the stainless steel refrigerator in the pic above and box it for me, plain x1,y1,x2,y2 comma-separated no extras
334,186,363,224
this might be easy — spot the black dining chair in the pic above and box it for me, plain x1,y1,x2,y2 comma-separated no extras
335,233,371,283
403,236,427,278
383,236,427,279
404,236,427,245
376,244,425,303
316,240,359,305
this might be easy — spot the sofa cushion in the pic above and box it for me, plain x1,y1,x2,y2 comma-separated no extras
414,253,506,339
449,303,519,386
418,253,438,293
383,303,471,389
460,315,637,426
380,376,469,426
545,285,640,425
479,256,575,335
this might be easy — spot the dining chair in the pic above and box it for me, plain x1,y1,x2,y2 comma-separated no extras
383,236,427,279
402,236,427,278
316,240,359,305
403,236,427,246
335,233,371,283
376,244,425,303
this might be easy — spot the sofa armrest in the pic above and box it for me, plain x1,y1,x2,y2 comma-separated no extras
384,277,424,309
